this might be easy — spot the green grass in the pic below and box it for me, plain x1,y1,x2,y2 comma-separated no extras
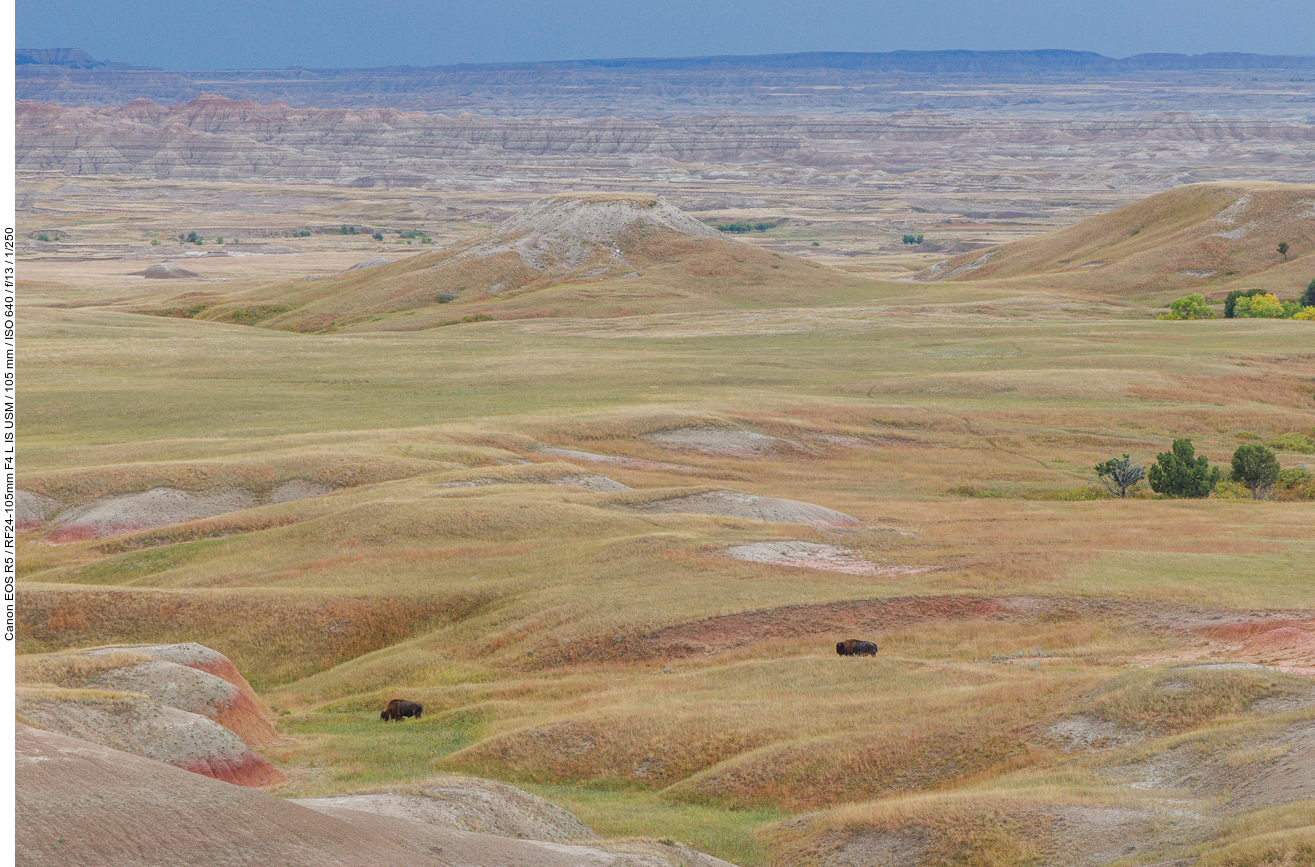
273,708,484,790
523,784,786,866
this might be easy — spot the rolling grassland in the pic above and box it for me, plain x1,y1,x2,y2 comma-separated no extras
17,185,1315,866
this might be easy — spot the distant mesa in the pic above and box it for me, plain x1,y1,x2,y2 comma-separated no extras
16,47,148,71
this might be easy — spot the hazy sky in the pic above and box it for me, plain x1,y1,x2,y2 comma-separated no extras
16,0,1315,70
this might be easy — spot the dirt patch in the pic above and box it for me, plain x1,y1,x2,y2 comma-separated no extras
16,490,59,530
554,474,631,492
812,828,930,867
534,445,691,471
440,472,629,492
1228,721,1315,808
722,540,919,575
292,777,596,842
624,490,860,527
1108,720,1315,813
1050,804,1203,867
1044,714,1145,752
643,426,809,457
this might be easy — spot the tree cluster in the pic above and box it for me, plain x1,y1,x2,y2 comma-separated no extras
1095,440,1287,500
716,221,779,234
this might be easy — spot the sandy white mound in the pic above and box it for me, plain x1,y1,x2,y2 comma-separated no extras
17,725,735,867
722,541,879,574
554,473,631,492
438,471,629,491
628,490,861,527
83,654,278,746
38,480,331,542
292,777,595,842
459,195,718,287
644,426,808,457
535,444,690,471
15,695,283,788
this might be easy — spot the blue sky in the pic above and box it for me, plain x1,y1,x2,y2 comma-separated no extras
16,0,1315,70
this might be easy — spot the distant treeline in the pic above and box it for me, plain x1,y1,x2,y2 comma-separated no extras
716,220,785,234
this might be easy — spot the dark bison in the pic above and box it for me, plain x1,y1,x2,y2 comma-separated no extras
380,699,423,721
836,639,879,657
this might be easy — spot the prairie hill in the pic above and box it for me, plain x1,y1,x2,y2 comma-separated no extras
913,182,1315,302
183,195,885,332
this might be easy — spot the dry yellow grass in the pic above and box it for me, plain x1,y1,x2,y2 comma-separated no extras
16,182,1315,864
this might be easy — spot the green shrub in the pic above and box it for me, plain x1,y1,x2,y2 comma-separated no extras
1274,467,1315,501
1269,432,1315,454
1158,294,1214,320
1231,444,1281,500
949,485,1001,498
373,232,384,241
902,234,925,245
1148,439,1220,498
1301,278,1315,308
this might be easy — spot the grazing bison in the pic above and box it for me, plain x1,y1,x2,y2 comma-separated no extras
836,639,879,657
380,698,423,721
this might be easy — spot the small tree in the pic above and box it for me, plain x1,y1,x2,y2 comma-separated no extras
1231,444,1280,500
1148,438,1221,498
372,231,384,241
1095,454,1145,498
1301,278,1315,308
1278,241,1289,260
